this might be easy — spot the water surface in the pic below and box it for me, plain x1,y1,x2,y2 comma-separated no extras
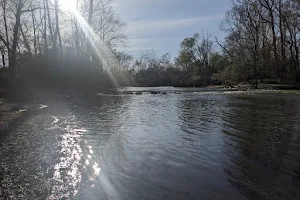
0,88,300,199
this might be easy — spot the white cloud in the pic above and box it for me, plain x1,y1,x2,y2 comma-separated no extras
126,38,163,52
126,15,223,35
112,0,170,8
124,15,223,54
125,38,179,53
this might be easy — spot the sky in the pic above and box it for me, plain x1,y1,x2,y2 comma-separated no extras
113,0,232,58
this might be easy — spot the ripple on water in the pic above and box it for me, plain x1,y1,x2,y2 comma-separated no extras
1,90,300,199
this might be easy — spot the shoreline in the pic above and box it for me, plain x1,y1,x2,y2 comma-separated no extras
209,83,300,91
1,83,300,101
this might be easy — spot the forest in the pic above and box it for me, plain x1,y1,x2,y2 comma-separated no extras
0,0,300,98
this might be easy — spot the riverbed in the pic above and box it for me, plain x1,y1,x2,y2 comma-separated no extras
0,88,300,199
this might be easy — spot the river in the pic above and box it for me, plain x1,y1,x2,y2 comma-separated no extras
0,88,300,200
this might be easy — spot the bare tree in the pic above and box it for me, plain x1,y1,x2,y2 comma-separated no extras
218,0,300,84
10,0,25,76
54,0,62,56
86,0,93,58
92,0,126,48
1,0,11,64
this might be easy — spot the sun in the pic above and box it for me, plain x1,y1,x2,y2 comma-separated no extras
58,0,77,11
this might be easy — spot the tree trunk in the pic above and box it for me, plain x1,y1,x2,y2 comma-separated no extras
43,0,48,55
3,0,11,66
254,36,259,88
45,0,56,55
86,0,94,58
278,0,286,81
20,25,32,56
294,33,300,82
37,33,42,55
74,0,80,56
54,0,63,57
10,0,23,77
31,8,37,55
270,14,277,60
74,20,80,56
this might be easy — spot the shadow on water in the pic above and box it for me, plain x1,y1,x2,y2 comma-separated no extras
221,94,300,199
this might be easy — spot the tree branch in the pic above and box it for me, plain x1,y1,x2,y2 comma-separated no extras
215,37,233,59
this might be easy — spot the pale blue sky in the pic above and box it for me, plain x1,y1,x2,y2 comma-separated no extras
113,0,232,57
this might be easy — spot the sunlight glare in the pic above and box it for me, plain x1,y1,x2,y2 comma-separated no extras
59,0,77,11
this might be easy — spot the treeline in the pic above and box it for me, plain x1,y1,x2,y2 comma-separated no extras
0,0,125,94
217,0,300,85
1,0,300,94
117,0,300,87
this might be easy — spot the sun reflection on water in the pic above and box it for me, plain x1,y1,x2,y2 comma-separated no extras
93,162,101,176
88,161,101,181
38,104,48,109
47,112,119,198
48,123,85,199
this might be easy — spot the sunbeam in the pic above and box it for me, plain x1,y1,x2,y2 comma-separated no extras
58,1,121,87
71,10,120,87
